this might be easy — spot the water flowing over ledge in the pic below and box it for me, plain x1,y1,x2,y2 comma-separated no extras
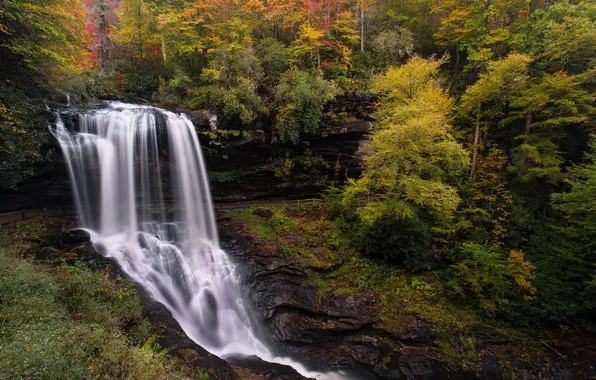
50,102,342,379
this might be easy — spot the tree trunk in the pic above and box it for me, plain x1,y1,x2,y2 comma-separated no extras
98,1,109,71
470,111,481,180
161,36,167,62
360,7,365,51
138,1,143,91
525,111,532,136
455,40,460,68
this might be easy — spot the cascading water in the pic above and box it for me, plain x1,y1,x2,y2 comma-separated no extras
51,102,347,379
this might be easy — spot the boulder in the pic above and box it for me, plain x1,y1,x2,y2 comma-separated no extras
60,229,90,245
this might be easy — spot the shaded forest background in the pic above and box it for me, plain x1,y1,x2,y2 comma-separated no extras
0,0,595,330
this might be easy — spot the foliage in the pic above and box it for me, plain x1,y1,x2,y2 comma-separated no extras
512,1,596,75
370,28,414,67
349,216,432,272
551,137,596,263
0,0,88,187
448,243,536,313
0,83,53,189
0,225,193,379
190,46,266,124
274,70,337,143
343,56,469,224
509,71,594,186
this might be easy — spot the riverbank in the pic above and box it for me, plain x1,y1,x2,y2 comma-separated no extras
0,217,304,379
3,212,596,379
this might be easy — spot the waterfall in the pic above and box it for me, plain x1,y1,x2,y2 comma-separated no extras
50,102,342,379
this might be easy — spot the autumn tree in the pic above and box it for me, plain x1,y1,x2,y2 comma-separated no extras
343,56,469,223
0,0,89,187
116,0,161,93
85,0,118,70
460,53,531,179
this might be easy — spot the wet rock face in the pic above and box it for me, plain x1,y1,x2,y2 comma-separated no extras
220,230,447,379
60,228,91,245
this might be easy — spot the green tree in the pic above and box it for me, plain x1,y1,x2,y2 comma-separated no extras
449,243,536,313
370,28,414,67
192,46,265,124
274,69,337,144
460,53,532,179
551,137,596,262
508,71,594,186
512,1,596,75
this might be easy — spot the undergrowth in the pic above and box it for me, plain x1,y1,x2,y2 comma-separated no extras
228,203,544,371
0,219,202,379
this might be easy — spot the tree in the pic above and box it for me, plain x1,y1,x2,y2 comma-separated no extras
0,0,89,188
512,1,596,75
85,0,118,70
274,69,337,143
342,56,469,224
289,24,325,68
460,53,531,179
193,45,265,124
551,137,596,261
449,243,536,313
432,0,473,68
508,71,594,186
116,0,161,93
370,28,414,67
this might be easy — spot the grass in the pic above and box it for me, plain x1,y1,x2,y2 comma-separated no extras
0,218,205,379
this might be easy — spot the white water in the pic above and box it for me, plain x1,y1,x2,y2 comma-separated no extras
50,103,344,379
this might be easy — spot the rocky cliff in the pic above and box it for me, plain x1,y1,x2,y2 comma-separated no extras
219,214,596,380
0,96,373,212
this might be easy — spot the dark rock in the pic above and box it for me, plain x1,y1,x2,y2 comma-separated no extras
476,334,509,347
61,229,90,245
226,355,307,380
478,354,502,380
221,233,384,376
536,353,575,380
400,318,436,346
254,209,274,219
38,246,60,260
140,296,240,380
398,347,436,380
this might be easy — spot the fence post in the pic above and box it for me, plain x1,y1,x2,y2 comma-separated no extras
43,208,47,219
21,210,26,221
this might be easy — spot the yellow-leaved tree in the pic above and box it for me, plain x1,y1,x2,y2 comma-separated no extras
342,55,470,225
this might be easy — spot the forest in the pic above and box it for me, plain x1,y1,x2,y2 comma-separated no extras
0,0,595,378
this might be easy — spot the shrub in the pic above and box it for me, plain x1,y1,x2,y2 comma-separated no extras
448,243,536,313
349,216,432,272
274,69,337,144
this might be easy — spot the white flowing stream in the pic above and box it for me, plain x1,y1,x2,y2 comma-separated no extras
50,102,347,379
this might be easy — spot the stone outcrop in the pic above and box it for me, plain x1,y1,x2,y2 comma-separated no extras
220,221,596,380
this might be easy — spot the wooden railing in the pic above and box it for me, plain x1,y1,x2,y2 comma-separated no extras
0,199,321,226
